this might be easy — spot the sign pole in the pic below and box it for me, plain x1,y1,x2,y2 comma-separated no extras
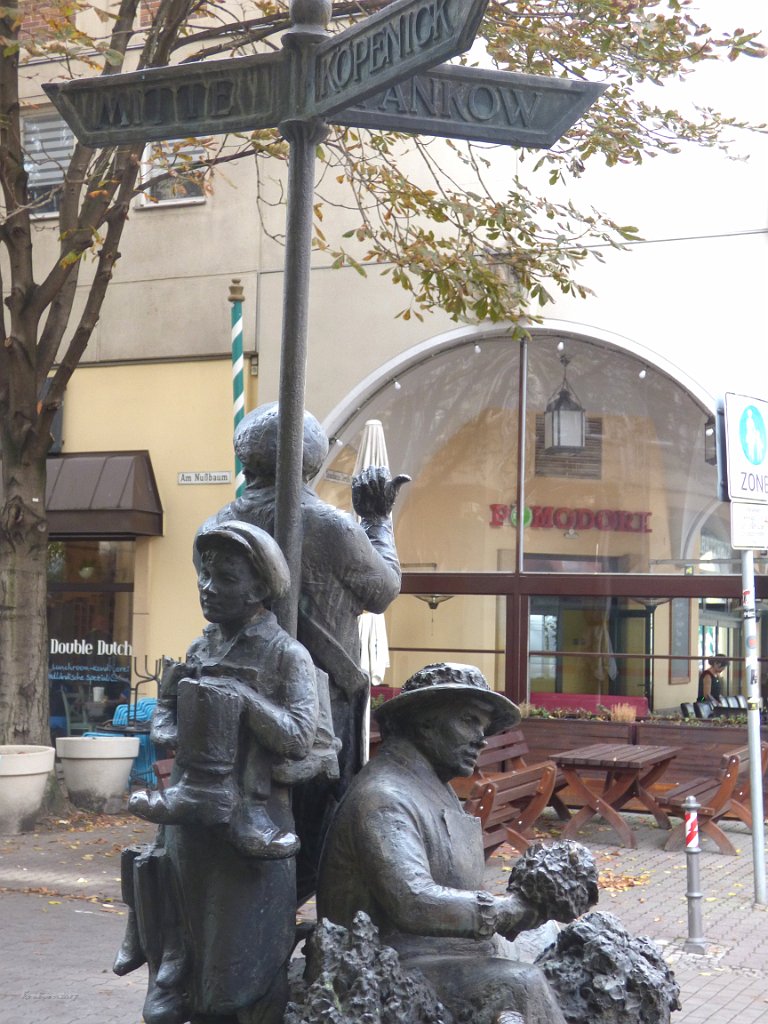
272,9,331,637
740,549,767,905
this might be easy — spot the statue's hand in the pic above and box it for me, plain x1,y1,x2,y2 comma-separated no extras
159,659,190,699
493,894,543,940
352,466,411,520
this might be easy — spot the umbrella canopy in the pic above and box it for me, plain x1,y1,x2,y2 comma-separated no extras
354,418,390,475
353,421,393,762
353,420,392,687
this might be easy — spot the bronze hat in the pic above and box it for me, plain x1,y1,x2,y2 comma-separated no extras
195,519,290,602
374,662,520,736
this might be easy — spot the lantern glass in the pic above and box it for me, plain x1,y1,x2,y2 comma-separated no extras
704,417,717,465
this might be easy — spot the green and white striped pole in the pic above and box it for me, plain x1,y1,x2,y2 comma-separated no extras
229,279,246,496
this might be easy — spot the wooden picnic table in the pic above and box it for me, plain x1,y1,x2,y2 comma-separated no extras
553,743,679,848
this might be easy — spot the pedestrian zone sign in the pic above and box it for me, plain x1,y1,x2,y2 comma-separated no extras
724,392,768,504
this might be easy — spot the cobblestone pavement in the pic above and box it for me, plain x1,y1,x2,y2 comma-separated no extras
487,811,768,1024
1,808,767,1023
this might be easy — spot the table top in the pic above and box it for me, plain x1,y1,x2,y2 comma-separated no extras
554,743,679,770
95,721,152,735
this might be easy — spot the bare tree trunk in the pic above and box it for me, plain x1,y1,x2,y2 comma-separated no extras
0,452,49,745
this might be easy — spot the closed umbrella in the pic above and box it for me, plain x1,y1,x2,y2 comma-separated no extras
353,420,392,762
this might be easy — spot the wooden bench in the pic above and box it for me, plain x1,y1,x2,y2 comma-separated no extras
463,761,558,856
452,728,569,814
658,742,768,855
451,727,569,855
152,758,175,791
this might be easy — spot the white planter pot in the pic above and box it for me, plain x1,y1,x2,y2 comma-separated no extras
0,745,56,834
56,736,140,813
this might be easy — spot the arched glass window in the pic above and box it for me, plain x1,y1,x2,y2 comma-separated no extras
317,329,725,577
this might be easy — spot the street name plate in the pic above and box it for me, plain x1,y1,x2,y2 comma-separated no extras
312,0,488,117
731,501,768,551
44,53,288,146
330,65,605,146
178,470,233,485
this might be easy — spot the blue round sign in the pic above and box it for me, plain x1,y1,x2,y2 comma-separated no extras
739,406,767,466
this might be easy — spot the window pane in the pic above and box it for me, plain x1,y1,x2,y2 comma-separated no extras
316,331,724,575
525,338,720,574
386,593,506,692
316,338,521,573
142,141,206,203
23,113,74,214
48,540,134,585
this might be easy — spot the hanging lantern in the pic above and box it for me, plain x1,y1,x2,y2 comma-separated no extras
544,355,587,452
704,416,717,465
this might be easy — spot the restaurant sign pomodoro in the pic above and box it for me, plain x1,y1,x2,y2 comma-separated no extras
489,504,652,533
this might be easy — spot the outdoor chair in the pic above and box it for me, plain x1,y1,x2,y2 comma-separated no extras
693,701,713,719
680,702,695,719
61,689,92,735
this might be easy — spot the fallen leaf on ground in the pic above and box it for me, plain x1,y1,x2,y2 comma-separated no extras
598,869,650,893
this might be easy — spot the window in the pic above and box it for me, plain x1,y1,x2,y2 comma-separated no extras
140,140,206,206
22,113,75,216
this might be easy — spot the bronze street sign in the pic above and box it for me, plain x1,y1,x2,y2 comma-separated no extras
44,52,288,147
330,64,605,147
45,53,603,152
44,0,490,145
310,0,488,117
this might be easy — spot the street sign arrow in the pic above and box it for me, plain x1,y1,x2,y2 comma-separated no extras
329,64,605,147
311,0,488,117
43,52,288,147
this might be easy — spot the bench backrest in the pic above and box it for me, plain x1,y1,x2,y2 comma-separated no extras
719,742,768,781
475,728,529,772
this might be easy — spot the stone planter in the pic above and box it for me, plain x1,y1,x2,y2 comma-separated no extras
56,735,140,813
0,744,56,834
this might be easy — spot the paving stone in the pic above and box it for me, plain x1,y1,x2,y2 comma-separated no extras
1,808,766,1023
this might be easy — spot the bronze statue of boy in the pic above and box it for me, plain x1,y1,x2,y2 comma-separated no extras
117,520,320,1024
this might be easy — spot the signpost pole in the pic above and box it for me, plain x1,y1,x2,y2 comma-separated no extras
740,549,767,905
272,118,328,637
724,392,768,905
272,7,331,637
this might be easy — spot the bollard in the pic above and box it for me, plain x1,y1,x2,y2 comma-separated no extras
682,795,708,954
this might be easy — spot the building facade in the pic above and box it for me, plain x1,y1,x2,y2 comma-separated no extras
9,1,768,714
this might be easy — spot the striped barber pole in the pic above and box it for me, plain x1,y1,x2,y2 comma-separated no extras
229,279,246,496
684,804,699,850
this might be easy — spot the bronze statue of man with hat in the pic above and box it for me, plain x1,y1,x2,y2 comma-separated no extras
316,662,569,1024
